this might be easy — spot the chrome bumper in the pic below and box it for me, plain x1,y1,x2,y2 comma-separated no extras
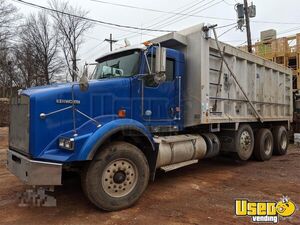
7,149,62,185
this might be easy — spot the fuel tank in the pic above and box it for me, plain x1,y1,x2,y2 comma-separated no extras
154,134,207,168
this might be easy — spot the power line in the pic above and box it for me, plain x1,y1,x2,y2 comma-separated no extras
81,40,106,56
115,0,207,40
13,0,161,37
90,0,300,26
9,0,160,61
11,0,175,33
90,0,227,19
278,26,300,35
90,0,230,26
83,34,105,41
147,0,216,29
218,25,237,38
216,22,237,29
222,0,235,6
253,20,300,26
154,0,223,29
112,0,300,43
86,0,210,58
84,0,220,61
145,0,203,25
116,32,158,43
87,43,111,61
115,0,226,45
81,43,108,62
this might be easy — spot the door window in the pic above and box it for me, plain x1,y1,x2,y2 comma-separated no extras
144,56,175,87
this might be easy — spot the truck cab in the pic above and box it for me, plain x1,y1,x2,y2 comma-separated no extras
93,45,185,132
7,42,191,210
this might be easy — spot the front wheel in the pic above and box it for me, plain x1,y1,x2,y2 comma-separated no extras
82,141,150,211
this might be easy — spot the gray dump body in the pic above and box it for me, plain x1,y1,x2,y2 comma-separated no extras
151,24,293,128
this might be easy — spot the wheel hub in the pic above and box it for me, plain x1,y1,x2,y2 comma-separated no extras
264,136,272,155
102,159,138,198
240,131,251,151
280,133,287,149
113,171,126,184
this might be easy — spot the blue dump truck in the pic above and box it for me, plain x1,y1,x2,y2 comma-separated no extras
7,24,293,211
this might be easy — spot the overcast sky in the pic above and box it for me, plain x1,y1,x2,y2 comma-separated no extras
11,0,300,67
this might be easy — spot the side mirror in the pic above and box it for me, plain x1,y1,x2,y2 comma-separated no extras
154,46,167,84
79,66,89,92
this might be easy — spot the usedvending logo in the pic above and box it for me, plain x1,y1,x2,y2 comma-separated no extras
235,196,296,223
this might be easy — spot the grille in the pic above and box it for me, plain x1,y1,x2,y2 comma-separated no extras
9,95,30,155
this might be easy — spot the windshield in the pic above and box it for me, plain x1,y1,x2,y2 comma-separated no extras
93,50,141,79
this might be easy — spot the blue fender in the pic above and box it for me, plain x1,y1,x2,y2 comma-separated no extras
78,118,155,160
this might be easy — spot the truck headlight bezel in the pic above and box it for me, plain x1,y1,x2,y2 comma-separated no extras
58,137,75,151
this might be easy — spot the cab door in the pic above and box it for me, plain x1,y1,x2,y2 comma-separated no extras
142,57,177,121
131,51,182,131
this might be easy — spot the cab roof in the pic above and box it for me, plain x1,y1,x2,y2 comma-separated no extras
95,44,146,62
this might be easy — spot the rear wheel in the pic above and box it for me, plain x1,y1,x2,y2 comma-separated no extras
235,124,254,161
82,141,150,211
272,126,288,155
254,128,273,161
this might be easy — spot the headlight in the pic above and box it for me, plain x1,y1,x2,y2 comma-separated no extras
59,139,65,148
58,137,74,150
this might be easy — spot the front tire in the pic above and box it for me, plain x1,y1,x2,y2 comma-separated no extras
82,141,150,211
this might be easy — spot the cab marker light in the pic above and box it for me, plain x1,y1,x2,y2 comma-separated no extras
118,109,126,118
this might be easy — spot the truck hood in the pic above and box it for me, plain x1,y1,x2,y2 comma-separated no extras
22,80,108,97
23,78,131,157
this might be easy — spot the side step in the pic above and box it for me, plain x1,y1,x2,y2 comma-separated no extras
160,159,199,172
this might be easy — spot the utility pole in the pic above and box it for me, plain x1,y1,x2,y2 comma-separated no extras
105,34,118,52
244,0,252,53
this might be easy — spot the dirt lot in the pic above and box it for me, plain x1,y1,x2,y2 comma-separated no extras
0,127,299,225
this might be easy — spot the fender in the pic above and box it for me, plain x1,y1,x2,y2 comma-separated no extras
78,118,156,160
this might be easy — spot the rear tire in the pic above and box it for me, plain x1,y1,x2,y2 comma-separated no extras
81,141,150,211
254,128,273,161
235,124,254,161
272,126,288,155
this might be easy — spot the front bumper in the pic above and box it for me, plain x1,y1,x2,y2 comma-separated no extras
7,149,62,185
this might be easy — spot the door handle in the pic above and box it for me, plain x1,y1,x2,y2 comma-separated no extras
169,107,175,117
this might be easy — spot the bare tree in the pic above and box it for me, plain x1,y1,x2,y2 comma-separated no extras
0,43,12,87
0,0,19,96
19,12,65,85
0,0,18,44
0,41,26,98
49,0,93,82
13,42,40,88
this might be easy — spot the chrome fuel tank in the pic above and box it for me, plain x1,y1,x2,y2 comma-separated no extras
154,134,207,168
